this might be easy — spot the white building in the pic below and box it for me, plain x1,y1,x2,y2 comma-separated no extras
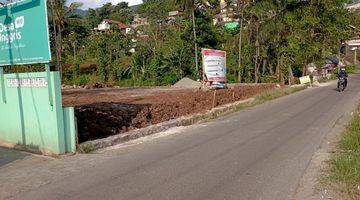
94,19,133,35
346,2,360,11
95,20,111,31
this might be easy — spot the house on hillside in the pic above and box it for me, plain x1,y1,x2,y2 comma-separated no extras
132,15,148,29
94,19,133,35
219,0,236,23
220,0,237,22
168,11,180,21
156,10,182,24
344,39,360,65
213,0,240,29
347,2,360,11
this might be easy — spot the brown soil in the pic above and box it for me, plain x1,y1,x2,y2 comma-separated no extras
62,85,276,143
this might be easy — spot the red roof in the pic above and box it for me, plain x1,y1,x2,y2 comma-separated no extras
118,23,130,29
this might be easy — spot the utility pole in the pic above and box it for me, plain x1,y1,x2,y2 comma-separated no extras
254,22,260,83
238,12,244,82
192,9,199,79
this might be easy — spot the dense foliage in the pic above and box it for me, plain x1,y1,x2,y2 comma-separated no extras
46,0,356,86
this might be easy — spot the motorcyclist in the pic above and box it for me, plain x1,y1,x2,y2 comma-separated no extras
338,67,348,88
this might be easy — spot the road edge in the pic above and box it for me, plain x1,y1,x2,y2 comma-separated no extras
78,97,255,153
78,86,306,153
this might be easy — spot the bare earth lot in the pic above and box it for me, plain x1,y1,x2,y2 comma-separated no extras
62,85,276,143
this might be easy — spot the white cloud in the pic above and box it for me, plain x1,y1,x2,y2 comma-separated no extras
110,0,142,6
68,0,143,9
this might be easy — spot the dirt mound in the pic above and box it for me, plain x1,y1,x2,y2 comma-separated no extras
75,103,148,142
173,77,202,89
64,84,276,143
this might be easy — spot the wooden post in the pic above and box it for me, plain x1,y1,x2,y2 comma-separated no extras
212,90,217,108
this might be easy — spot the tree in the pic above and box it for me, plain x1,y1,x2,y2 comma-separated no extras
48,0,83,75
109,2,134,24
139,0,176,20
129,17,195,85
87,29,132,83
87,8,101,28
220,0,352,84
232,1,252,82
97,3,113,20
175,0,200,78
58,0,354,87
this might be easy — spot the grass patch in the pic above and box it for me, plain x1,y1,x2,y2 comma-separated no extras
318,75,337,83
346,65,360,74
77,143,95,154
325,106,360,199
254,86,306,103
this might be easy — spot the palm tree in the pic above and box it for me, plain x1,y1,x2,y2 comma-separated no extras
48,0,82,74
175,0,199,78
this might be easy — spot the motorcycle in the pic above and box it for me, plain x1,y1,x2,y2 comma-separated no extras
338,77,346,92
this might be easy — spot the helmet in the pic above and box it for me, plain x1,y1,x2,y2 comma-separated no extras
338,61,345,68
340,67,346,71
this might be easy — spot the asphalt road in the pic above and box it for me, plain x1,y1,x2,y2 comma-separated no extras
0,147,29,167
3,75,360,200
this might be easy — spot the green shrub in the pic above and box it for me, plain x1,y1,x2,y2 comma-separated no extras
259,75,278,83
226,73,237,84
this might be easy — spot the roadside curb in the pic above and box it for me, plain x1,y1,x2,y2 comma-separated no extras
78,98,255,152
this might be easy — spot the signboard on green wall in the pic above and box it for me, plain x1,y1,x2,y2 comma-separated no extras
0,0,51,66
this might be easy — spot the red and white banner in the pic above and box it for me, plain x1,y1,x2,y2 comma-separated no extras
202,49,227,82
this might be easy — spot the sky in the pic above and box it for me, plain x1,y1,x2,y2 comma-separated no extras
67,0,143,9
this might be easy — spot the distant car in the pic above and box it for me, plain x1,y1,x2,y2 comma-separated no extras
211,81,227,89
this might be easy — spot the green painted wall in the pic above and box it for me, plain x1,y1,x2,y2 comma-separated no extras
0,71,76,155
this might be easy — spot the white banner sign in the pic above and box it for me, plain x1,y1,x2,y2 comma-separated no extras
202,49,227,82
299,75,311,85
7,77,48,88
